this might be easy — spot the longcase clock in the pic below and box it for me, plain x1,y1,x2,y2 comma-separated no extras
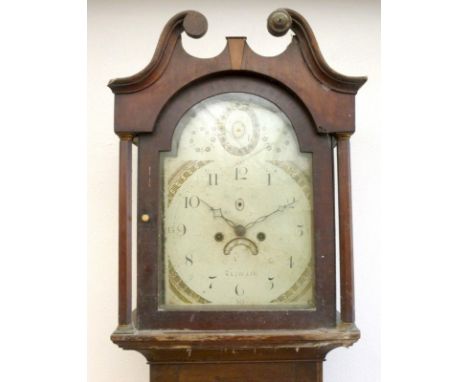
108,9,366,382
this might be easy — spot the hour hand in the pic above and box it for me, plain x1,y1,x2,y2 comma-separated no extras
199,199,237,228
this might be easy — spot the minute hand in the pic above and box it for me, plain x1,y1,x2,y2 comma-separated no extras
245,199,297,230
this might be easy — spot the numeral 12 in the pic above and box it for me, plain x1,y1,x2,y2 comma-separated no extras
235,167,248,180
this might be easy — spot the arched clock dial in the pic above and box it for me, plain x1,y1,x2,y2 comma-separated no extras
161,93,314,309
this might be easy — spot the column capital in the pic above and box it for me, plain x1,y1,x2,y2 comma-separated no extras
335,132,353,140
118,133,134,141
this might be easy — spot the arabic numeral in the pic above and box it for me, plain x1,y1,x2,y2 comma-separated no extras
235,167,248,180
208,276,217,289
287,197,296,205
185,253,194,265
297,224,304,236
167,224,187,236
235,284,245,296
208,173,218,186
268,277,275,290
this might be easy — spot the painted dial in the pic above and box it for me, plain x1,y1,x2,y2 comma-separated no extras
161,93,314,309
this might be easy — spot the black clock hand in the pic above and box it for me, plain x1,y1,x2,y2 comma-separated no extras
199,199,237,228
245,199,297,230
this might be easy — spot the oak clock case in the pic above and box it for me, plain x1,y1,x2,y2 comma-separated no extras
109,8,366,382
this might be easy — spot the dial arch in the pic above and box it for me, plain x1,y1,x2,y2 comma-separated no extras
153,74,322,154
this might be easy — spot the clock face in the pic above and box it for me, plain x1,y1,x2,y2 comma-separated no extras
160,93,314,309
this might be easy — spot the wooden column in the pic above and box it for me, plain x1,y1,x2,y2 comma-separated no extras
118,134,133,330
336,133,355,323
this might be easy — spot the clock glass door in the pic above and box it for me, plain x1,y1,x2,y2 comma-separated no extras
160,93,314,309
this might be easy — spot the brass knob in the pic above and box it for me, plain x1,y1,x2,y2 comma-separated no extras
141,214,150,222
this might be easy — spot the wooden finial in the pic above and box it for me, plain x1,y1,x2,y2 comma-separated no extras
267,9,292,37
183,11,208,38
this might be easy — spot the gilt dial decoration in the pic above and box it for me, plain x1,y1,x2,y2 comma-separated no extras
161,93,315,309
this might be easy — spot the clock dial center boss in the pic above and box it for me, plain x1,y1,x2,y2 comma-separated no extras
161,93,314,308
